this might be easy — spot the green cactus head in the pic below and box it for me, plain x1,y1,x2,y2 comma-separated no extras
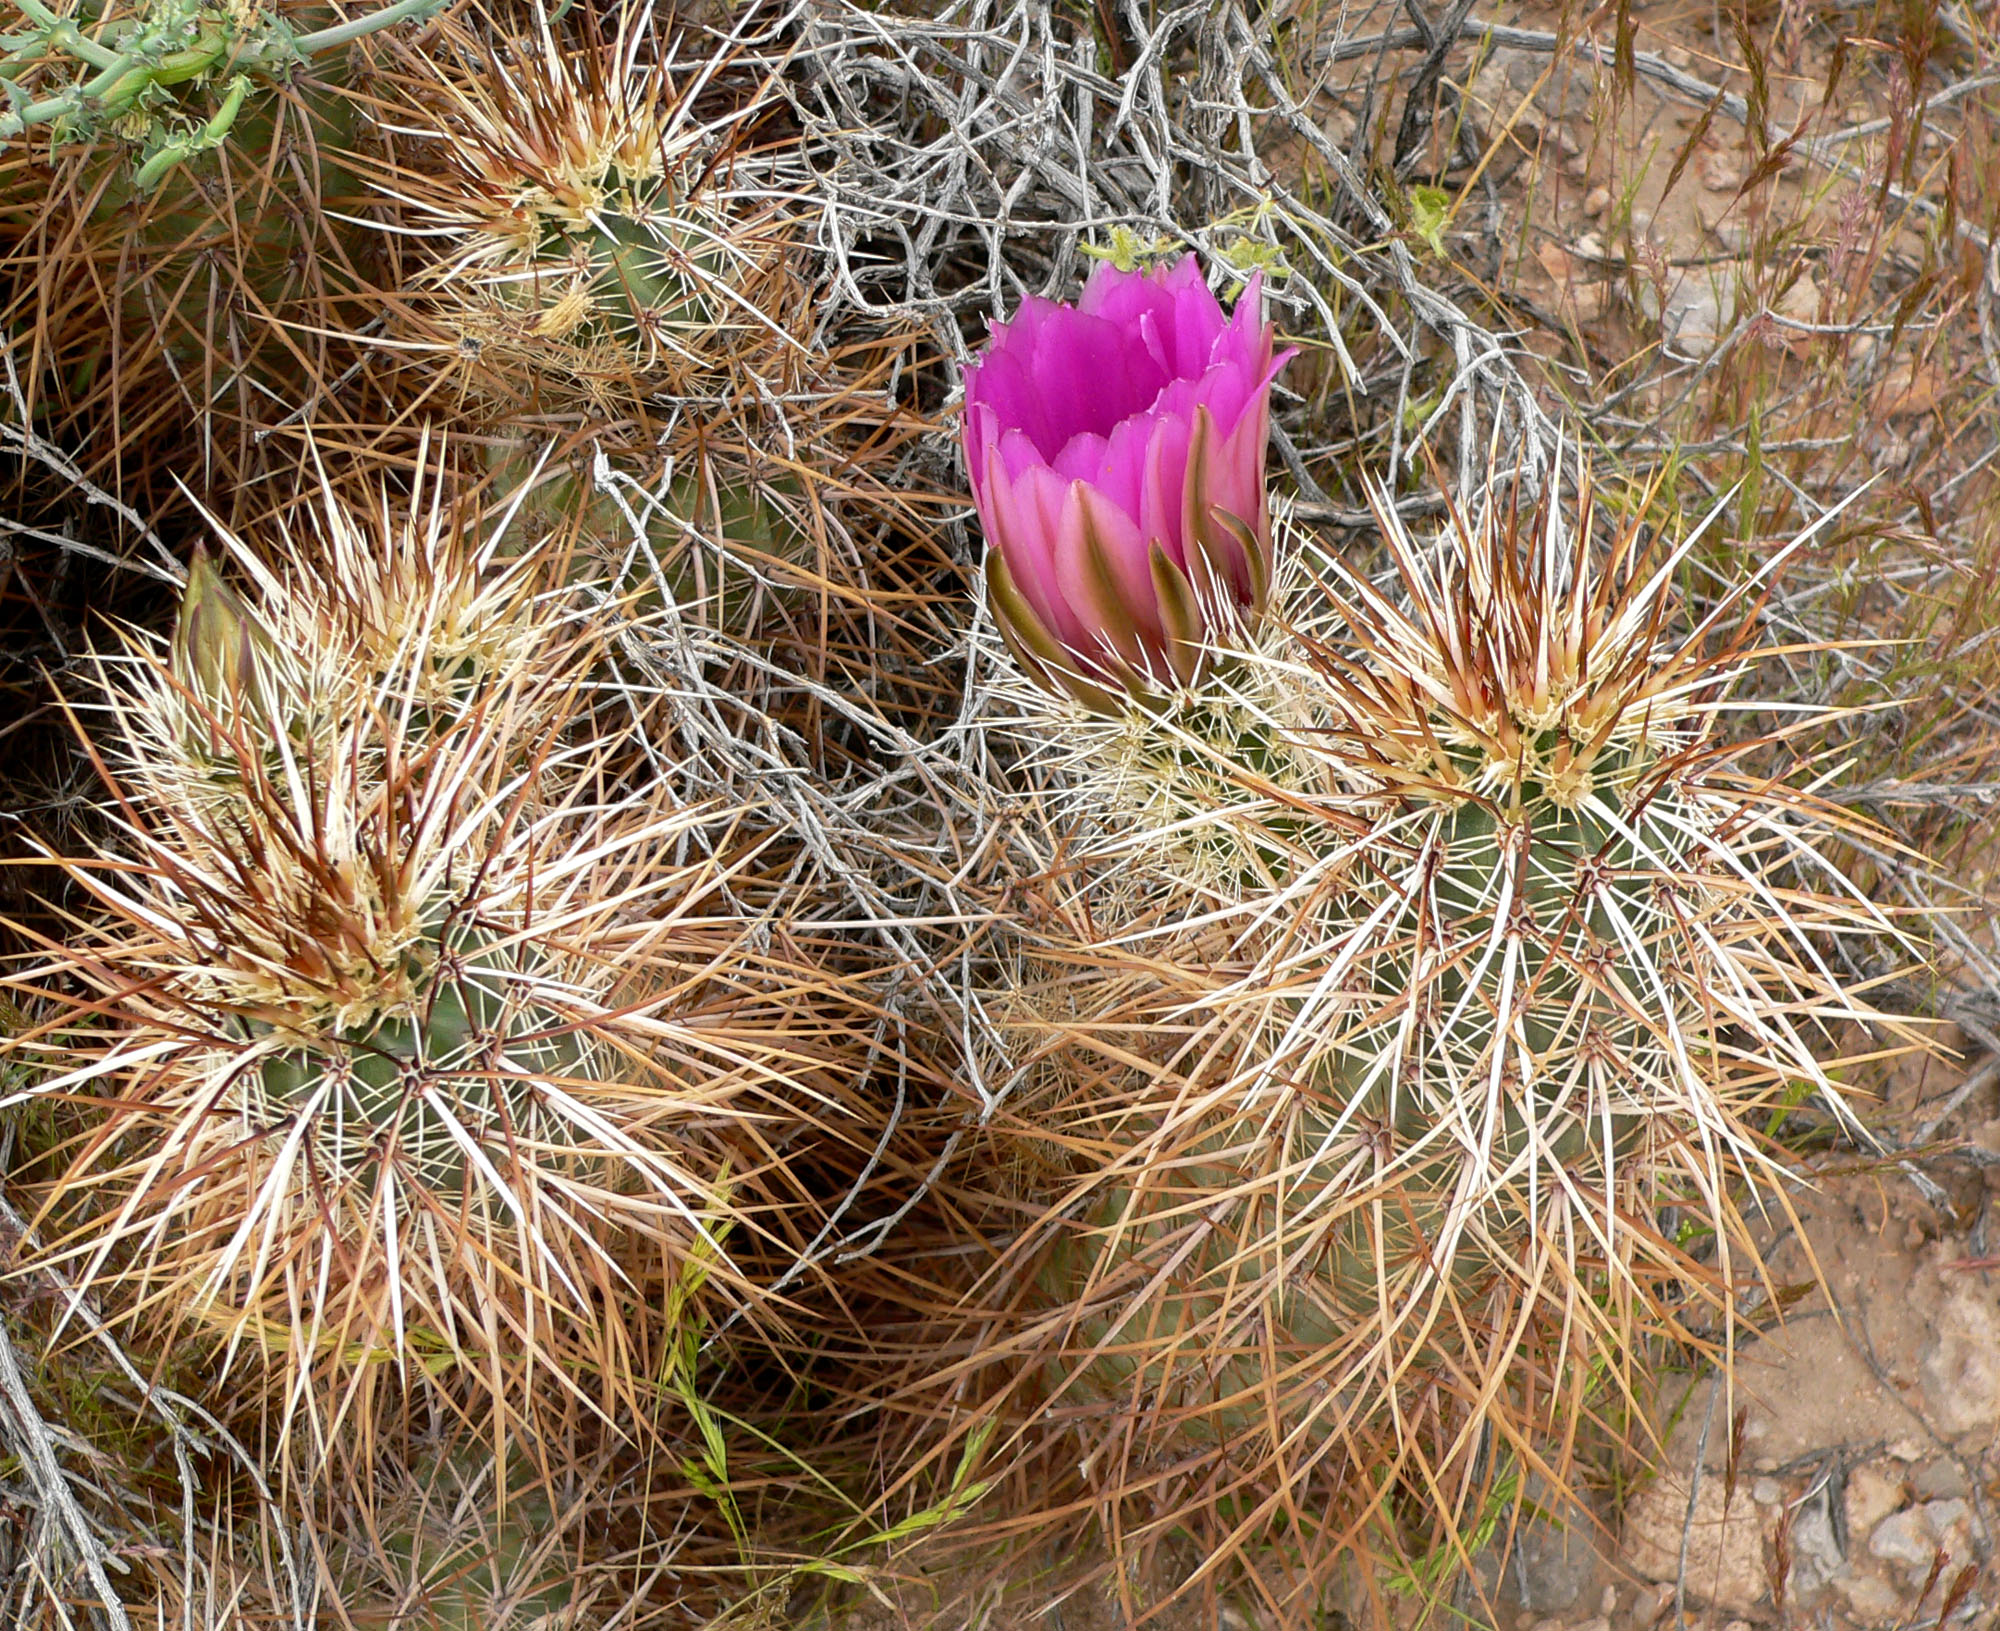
963,457,1920,1607
337,1441,585,1628
6,462,880,1470
359,2,808,414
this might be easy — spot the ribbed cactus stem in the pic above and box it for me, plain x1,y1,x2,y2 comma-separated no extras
984,456,1917,1523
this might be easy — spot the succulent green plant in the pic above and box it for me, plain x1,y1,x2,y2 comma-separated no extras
340,1441,590,1628
938,460,1921,1612
356,1,810,419
483,441,819,639
0,0,435,495
0,0,437,162
0,456,896,1476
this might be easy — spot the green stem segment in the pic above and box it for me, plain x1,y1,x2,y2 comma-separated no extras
0,0,444,141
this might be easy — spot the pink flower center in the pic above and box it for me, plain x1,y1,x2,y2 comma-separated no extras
1012,310,1179,461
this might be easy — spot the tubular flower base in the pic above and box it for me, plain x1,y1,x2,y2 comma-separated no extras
0,463,890,1477
917,458,1925,1615
962,256,1293,706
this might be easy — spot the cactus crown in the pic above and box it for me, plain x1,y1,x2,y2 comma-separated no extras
363,4,804,407
960,454,1920,1601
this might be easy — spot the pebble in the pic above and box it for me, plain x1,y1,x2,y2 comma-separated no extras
1699,150,1744,191
1662,281,1726,355
1845,1460,1908,1536
1921,1282,2000,1434
1751,1477,1782,1506
1912,1458,1968,1499
1788,1499,1844,1596
1869,1506,1938,1567
1583,185,1611,216
1621,1474,1766,1613
1837,1568,1909,1625
1629,1583,1672,1628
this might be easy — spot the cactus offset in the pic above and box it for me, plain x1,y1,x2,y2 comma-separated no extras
357,2,809,419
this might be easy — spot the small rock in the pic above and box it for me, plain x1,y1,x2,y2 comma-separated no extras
1572,231,1606,261
1696,200,1749,253
1871,1506,1939,1568
1886,1436,1928,1462
1468,47,1589,130
1583,184,1611,217
1599,1584,1618,1616
1700,149,1744,191
1535,241,1575,281
1751,1477,1783,1506
1570,1619,1611,1631
1768,274,1823,332
1534,242,1608,325
1913,1459,1970,1499
1787,1499,1844,1597
1921,1283,2000,1436
1662,280,1727,356
1623,1474,1768,1613
1845,1461,1908,1537
1629,1582,1672,1628
1867,1495,1973,1584
1917,1497,1974,1576
1837,1566,1912,1627
1878,357,1949,419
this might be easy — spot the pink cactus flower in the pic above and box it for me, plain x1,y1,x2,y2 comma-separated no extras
961,255,1293,706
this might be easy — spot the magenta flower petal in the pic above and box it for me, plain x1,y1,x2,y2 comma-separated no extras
961,256,1291,701
1053,479,1165,670
980,448,1088,653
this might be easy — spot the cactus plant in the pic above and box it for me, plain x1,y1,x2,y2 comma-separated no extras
354,2,949,702
356,1,810,421
914,457,1919,1612
0,0,432,499
0,456,897,1477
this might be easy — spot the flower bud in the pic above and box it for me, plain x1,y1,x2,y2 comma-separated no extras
961,256,1292,707
171,549,269,704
